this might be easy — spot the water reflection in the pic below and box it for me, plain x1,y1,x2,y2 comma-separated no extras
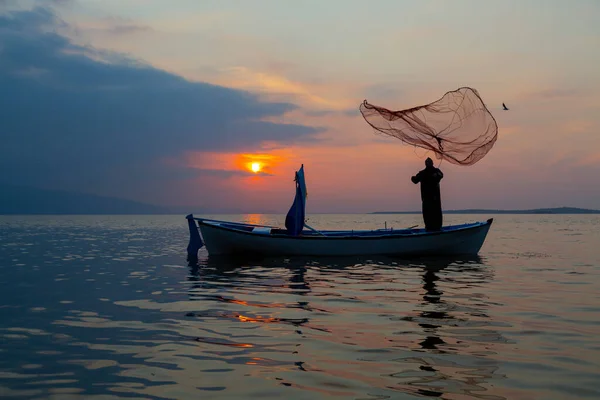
3,216,600,399
184,254,507,399
390,256,507,399
419,264,449,352
417,258,483,352
0,245,507,399
0,240,506,400
187,256,317,332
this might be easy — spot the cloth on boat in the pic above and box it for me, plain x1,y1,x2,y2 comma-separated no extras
285,165,307,236
411,158,443,231
252,227,272,234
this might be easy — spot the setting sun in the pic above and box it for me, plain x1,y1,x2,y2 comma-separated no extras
234,152,289,176
250,162,261,173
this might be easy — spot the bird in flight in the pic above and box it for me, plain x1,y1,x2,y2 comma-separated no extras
502,103,509,110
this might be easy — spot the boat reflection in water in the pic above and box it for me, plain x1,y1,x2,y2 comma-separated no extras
186,254,508,399
394,256,508,399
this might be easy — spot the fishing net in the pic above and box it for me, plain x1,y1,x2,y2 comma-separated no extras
359,87,498,166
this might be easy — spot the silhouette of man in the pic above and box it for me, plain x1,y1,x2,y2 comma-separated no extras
411,157,444,231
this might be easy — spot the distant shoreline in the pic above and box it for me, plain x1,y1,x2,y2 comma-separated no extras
372,207,600,215
2,207,600,216
3,184,600,215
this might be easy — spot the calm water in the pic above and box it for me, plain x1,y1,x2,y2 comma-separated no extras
0,214,599,400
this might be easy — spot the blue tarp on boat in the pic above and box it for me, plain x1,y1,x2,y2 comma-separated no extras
285,164,307,236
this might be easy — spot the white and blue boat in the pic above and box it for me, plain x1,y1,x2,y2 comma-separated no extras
186,165,493,258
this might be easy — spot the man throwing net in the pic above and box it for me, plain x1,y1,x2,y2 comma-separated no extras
359,86,499,230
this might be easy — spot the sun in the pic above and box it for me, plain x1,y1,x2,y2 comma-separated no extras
250,162,261,173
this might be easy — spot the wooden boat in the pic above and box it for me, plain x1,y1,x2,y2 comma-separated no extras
186,216,493,257
186,165,493,258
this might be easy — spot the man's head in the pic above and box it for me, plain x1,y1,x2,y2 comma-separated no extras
425,157,434,167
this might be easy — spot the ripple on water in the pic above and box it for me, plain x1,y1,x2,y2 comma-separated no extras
1,216,600,399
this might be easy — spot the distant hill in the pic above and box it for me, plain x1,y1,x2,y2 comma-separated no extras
0,184,170,215
372,207,600,215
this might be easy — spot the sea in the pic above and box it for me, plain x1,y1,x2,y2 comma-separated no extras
0,213,599,400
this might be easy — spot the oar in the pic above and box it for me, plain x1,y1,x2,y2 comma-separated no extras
385,221,419,230
304,223,326,236
386,222,418,231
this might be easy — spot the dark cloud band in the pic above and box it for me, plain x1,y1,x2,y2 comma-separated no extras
0,6,320,191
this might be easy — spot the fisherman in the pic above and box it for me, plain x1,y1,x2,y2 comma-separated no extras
411,157,444,231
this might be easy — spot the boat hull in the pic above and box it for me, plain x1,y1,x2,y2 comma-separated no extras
192,218,494,257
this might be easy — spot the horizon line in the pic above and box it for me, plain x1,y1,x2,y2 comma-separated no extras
2,206,600,216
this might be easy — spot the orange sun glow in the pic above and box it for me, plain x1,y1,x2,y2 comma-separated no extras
250,162,261,173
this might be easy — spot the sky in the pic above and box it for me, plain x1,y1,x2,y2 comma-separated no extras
1,0,599,213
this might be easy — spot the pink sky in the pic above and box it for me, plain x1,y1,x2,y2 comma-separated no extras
3,1,599,213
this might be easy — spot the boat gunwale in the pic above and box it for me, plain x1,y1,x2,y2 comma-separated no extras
196,217,494,241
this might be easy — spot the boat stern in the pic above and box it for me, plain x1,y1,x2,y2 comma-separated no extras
186,214,204,261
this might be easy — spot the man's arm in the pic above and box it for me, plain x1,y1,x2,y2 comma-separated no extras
411,172,421,184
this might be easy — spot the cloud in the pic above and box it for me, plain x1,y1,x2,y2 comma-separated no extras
0,6,321,194
71,15,153,37
205,66,358,112
180,151,287,179
561,119,595,134
362,83,407,103
193,169,272,178
524,88,584,100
